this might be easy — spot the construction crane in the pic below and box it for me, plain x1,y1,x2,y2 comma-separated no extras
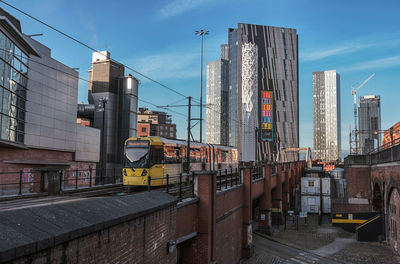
351,73,375,154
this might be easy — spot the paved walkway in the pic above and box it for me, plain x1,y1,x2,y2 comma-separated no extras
242,233,341,264
244,215,400,264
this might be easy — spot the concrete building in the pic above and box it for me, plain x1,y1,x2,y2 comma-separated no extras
227,24,299,161
358,95,381,154
206,57,229,145
137,108,176,139
0,8,100,175
313,70,341,162
82,51,139,179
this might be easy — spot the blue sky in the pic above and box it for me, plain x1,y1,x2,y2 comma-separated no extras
3,0,400,157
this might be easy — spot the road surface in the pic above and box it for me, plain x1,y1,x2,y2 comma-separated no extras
245,233,342,264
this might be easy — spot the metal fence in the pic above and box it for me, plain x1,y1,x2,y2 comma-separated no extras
370,137,400,154
146,168,244,202
251,166,264,181
217,168,241,191
0,166,122,197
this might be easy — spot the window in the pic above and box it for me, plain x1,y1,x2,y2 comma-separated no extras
308,181,314,187
0,33,28,144
149,146,163,166
164,146,180,164
141,127,146,132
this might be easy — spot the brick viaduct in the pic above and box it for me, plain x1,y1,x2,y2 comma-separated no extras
0,161,306,264
344,144,400,254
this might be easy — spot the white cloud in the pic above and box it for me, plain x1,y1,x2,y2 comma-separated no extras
155,0,214,20
128,52,199,81
300,34,400,62
301,44,371,62
340,55,400,72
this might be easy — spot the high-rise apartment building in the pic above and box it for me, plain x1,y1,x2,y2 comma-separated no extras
313,70,341,161
227,24,299,161
358,95,381,154
206,57,229,145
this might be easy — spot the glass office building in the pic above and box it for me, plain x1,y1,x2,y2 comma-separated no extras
0,14,39,146
313,70,341,161
0,31,28,143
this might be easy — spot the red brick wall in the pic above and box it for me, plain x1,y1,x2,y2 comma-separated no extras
215,185,244,264
331,202,371,213
0,147,95,192
215,207,243,264
177,202,198,239
346,166,371,199
252,179,264,199
388,188,400,254
137,123,150,137
12,205,177,264
270,174,277,189
216,187,243,219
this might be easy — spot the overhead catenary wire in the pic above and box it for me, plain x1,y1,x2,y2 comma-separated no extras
1,47,188,119
0,0,247,139
0,0,192,100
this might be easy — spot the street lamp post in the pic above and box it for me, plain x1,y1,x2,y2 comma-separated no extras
195,29,209,143
98,97,108,185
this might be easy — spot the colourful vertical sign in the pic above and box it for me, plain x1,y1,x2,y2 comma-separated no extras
260,91,273,141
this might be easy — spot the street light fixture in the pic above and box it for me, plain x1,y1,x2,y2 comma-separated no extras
97,97,108,184
195,29,209,143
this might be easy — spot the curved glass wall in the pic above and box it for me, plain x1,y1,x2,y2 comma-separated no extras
0,30,28,144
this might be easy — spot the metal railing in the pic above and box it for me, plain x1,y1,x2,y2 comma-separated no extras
370,137,400,154
0,166,122,197
217,168,241,191
149,173,195,202
252,166,264,181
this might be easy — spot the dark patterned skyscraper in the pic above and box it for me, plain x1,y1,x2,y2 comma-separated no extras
228,23,299,161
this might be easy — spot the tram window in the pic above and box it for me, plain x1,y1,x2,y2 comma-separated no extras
149,146,163,166
164,146,180,164
190,148,201,163
221,151,228,162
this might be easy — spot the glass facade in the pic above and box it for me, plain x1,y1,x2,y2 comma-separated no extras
206,59,229,145
0,30,28,144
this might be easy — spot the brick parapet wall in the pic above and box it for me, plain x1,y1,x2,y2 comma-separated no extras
0,191,177,264
176,198,199,239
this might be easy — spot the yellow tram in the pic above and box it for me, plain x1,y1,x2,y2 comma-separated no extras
123,136,238,187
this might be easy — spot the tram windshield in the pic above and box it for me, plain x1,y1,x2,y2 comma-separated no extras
125,141,150,168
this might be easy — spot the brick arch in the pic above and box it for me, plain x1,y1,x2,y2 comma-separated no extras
387,185,400,254
372,181,384,212
386,178,399,207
